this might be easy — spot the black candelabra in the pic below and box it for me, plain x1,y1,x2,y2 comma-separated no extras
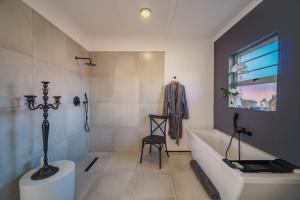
24,81,61,180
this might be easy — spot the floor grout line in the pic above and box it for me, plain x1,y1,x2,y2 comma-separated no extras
168,153,179,200
129,156,139,200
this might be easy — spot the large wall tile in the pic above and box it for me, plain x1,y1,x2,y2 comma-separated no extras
0,0,32,56
89,52,116,77
90,77,139,102
113,103,140,127
91,103,114,127
68,131,89,162
0,177,19,200
33,12,67,68
0,156,33,200
138,52,164,77
66,103,85,135
112,128,140,152
91,52,167,78
140,77,164,102
90,77,114,102
65,70,87,104
114,52,138,77
31,150,43,168
90,52,138,77
48,139,69,162
0,48,33,109
0,108,34,170
114,77,139,102
90,127,114,152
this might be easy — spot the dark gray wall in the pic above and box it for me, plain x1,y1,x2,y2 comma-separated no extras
214,0,300,166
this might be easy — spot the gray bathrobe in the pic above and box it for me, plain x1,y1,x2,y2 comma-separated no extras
163,82,189,145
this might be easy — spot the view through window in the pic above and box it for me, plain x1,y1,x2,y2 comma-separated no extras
229,35,278,111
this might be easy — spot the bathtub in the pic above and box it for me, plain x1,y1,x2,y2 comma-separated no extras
188,129,300,200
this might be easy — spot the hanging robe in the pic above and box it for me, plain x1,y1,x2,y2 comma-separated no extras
163,82,189,145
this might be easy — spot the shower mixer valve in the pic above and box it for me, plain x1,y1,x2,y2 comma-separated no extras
233,113,252,136
235,127,252,136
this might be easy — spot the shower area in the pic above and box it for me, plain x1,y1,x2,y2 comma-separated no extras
88,52,165,152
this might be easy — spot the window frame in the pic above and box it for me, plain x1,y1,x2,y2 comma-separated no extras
228,34,279,111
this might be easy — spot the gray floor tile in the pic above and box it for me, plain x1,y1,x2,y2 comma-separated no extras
84,172,135,200
171,171,211,200
75,152,211,200
133,172,175,200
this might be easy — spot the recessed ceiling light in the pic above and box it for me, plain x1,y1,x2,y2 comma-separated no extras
140,8,151,18
143,52,153,60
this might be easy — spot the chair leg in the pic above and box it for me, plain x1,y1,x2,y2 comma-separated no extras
140,142,145,164
149,144,152,153
164,143,169,157
159,145,162,169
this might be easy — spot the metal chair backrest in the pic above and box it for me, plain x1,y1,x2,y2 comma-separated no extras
149,115,168,137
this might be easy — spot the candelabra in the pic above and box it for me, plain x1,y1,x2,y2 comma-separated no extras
24,81,61,180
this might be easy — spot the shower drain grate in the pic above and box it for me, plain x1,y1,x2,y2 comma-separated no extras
84,157,99,172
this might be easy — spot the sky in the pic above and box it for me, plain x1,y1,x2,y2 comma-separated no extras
238,82,277,101
236,39,278,102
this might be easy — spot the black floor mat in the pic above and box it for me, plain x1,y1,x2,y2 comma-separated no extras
190,160,221,200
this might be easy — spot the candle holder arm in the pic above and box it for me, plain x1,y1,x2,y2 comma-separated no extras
47,104,59,110
28,103,44,110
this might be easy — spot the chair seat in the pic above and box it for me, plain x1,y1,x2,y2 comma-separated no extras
142,135,165,144
140,115,169,169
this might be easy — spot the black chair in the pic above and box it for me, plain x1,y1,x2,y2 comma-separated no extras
139,114,169,169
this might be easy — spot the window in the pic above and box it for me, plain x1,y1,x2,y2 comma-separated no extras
229,35,278,111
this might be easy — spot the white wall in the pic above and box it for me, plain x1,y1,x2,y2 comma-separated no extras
88,38,214,150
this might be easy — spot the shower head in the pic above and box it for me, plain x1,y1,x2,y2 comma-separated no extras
85,62,96,66
75,56,96,66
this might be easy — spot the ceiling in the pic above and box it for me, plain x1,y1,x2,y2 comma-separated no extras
22,0,257,49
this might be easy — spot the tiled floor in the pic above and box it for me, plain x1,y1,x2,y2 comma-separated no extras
75,152,211,200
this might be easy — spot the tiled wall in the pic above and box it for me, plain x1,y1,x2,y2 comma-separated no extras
89,52,164,152
0,0,90,199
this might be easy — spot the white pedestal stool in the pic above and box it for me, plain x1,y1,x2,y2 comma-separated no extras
19,160,75,200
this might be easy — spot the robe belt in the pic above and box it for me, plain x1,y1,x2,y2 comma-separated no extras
168,110,184,117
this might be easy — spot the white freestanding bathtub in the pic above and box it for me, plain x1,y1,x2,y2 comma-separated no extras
188,129,300,200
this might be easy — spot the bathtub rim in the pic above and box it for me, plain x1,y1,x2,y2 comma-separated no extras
188,128,300,183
